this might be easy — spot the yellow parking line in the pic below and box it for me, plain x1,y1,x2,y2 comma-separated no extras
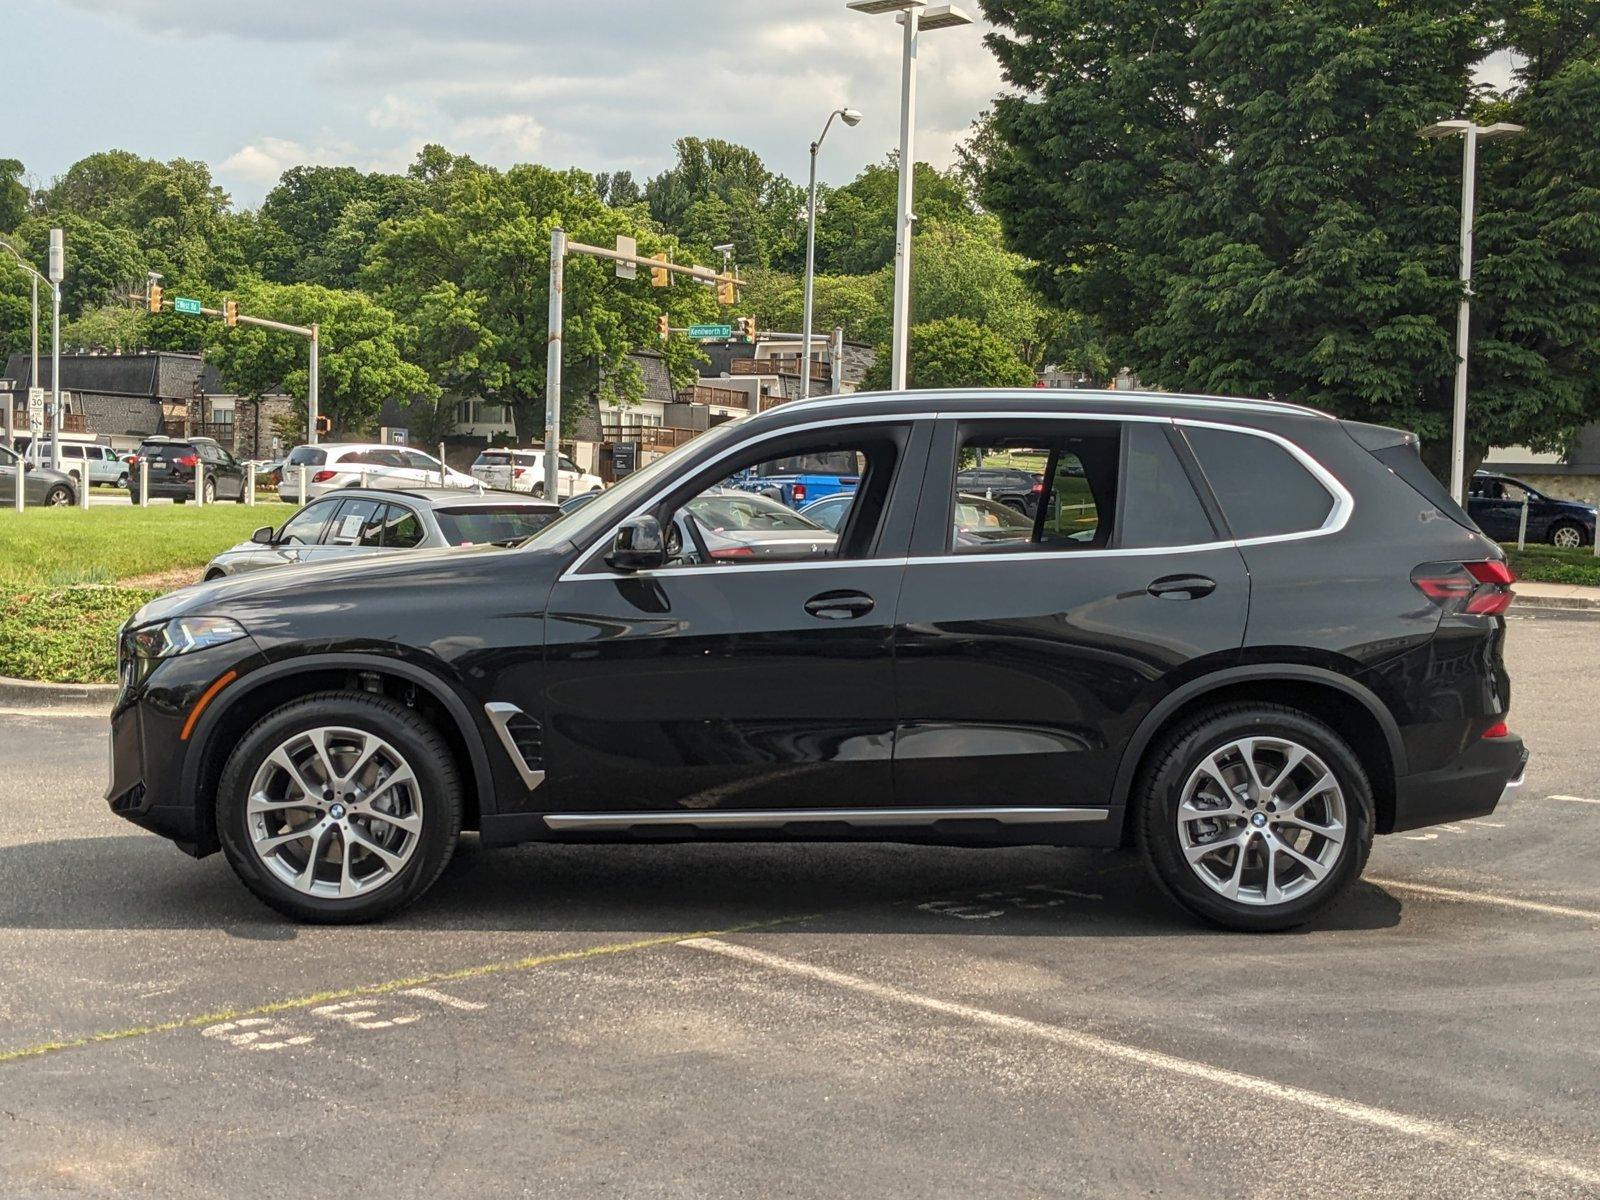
0,915,816,1067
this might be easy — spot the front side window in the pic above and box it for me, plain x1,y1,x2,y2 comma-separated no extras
1183,426,1334,540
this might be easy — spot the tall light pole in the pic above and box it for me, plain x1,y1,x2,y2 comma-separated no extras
0,238,44,435
47,228,63,471
1420,118,1524,504
802,106,861,399
848,0,971,391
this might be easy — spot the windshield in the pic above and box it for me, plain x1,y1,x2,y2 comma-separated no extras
688,492,822,532
286,446,327,467
434,506,560,546
522,417,751,552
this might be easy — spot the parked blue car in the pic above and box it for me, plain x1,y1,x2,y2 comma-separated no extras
1468,471,1596,548
729,450,860,508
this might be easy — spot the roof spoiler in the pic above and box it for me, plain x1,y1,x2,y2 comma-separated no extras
1340,419,1419,453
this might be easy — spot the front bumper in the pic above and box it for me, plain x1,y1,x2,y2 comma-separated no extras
1389,734,1528,833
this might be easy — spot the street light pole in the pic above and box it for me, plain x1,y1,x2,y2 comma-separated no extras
803,106,862,399
544,227,566,501
848,1,971,391
48,228,62,472
1420,118,1524,504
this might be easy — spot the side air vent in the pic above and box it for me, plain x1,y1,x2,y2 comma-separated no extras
484,702,546,791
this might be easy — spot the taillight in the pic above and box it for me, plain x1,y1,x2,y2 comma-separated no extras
513,468,525,478
791,483,807,503
1481,721,1509,739
176,454,198,468
710,545,755,560
1412,560,1516,616
1031,481,1044,494
311,470,337,483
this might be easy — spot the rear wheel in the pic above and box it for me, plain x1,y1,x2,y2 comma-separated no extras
531,482,546,499
1135,704,1372,932
1549,521,1586,549
202,478,216,504
116,471,129,489
216,692,463,923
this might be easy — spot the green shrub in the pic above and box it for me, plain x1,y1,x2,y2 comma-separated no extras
1503,544,1600,589
0,586,156,684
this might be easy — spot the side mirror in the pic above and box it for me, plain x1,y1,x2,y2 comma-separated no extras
605,515,666,571
251,525,276,546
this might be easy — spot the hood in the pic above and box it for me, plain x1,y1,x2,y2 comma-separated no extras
128,540,552,629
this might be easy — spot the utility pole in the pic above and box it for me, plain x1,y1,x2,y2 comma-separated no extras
48,228,62,471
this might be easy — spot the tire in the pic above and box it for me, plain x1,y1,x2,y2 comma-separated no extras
1549,522,1586,550
116,472,129,489
215,691,463,923
1134,703,1373,932
1001,497,1028,514
174,496,187,505
204,569,226,581
202,479,216,504
531,482,546,499
44,485,72,507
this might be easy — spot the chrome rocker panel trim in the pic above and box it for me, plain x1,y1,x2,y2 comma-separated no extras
542,806,1110,832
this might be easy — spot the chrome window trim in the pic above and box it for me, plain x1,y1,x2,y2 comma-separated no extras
542,805,1110,831
558,410,1351,583
775,387,1335,420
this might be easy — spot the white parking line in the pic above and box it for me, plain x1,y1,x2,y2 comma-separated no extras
1367,877,1600,922
403,987,487,1011
1546,794,1600,806
683,937,1600,1191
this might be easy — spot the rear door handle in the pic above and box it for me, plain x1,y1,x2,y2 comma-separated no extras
1147,574,1216,600
804,590,876,620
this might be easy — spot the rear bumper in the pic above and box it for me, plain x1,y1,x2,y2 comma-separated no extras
1389,734,1528,833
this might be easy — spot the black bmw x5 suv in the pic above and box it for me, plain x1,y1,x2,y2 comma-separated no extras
108,389,1525,931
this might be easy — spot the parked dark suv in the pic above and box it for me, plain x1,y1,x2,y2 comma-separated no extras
132,436,248,503
107,390,1525,930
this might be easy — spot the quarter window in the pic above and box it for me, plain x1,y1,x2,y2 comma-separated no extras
1183,427,1335,540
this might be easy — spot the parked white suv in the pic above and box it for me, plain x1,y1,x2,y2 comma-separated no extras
23,440,129,488
276,443,477,502
470,448,603,498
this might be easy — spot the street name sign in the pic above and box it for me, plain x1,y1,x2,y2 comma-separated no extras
688,324,733,339
174,297,203,315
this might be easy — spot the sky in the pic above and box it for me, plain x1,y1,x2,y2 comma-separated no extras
7,0,1008,208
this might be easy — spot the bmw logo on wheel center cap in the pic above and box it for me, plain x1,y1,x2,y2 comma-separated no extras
329,803,347,820
1250,811,1267,827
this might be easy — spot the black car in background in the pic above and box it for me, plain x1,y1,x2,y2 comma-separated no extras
955,464,1043,515
132,436,248,503
108,388,1524,932
1467,470,1596,548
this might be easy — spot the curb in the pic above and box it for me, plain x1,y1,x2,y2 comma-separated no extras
1510,595,1600,613
0,674,117,712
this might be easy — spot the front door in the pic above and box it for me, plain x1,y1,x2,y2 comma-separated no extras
532,419,928,816
893,416,1250,815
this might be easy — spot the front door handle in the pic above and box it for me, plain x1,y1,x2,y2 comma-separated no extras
1147,574,1216,600
804,590,876,620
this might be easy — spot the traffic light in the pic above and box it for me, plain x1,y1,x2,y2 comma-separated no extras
314,415,332,434
657,314,670,342
147,284,162,314
223,299,238,327
737,316,756,342
716,275,735,306
650,255,669,287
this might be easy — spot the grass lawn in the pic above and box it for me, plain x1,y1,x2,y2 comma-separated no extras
0,505,286,683
0,504,279,588
1502,542,1600,588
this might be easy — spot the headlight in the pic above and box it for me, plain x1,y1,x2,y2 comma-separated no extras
125,616,248,686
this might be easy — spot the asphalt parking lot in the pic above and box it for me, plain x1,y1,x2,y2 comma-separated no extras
1,609,1597,1198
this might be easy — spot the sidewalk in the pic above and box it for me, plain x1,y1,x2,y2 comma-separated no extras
1513,580,1600,611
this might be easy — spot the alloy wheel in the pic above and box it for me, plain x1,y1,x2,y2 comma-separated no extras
1552,525,1583,549
1175,736,1347,906
245,726,424,898
47,487,71,506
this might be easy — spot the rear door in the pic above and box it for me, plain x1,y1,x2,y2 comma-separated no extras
893,415,1249,818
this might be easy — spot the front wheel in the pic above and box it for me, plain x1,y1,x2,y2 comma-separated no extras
1134,704,1372,932
216,692,463,923
1549,521,1586,550
45,485,72,507
531,482,546,499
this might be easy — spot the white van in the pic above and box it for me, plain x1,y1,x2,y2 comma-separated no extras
470,448,603,498
23,439,129,488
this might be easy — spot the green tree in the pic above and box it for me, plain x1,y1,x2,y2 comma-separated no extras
368,161,718,439
257,165,421,288
737,267,890,346
9,213,145,318
63,305,144,352
646,138,805,270
205,281,432,438
0,159,28,233
861,316,1035,390
976,0,1600,470
814,159,976,275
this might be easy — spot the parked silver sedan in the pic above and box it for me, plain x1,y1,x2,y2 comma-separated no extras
0,443,79,506
203,487,562,579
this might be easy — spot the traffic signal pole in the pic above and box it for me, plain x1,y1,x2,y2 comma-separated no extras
137,292,322,444
545,229,744,500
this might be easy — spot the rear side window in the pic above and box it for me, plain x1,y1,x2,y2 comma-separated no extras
475,451,510,466
953,425,1120,553
1119,424,1218,549
1373,444,1479,532
376,504,424,548
325,498,386,546
1184,427,1335,540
